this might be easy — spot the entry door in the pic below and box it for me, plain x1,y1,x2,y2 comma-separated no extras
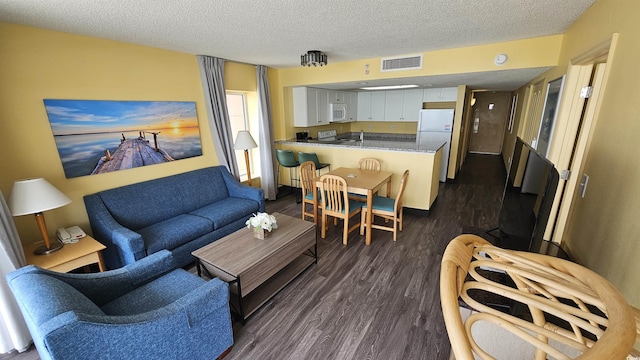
468,92,511,154
550,63,606,242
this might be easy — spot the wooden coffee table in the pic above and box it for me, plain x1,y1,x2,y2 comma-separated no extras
192,212,317,323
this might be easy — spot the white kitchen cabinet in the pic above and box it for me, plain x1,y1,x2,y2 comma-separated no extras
401,89,423,121
370,91,386,121
293,87,330,127
357,91,386,121
357,92,372,120
317,89,329,125
423,87,459,102
327,90,347,103
384,90,404,121
384,89,423,121
346,91,357,121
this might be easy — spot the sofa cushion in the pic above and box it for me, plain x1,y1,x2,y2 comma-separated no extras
11,274,105,326
100,269,206,316
175,167,230,212
98,177,190,230
138,214,213,254
190,197,260,229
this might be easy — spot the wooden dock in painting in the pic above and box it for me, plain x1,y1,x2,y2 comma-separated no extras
91,134,174,175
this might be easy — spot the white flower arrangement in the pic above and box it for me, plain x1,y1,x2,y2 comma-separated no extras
246,212,278,232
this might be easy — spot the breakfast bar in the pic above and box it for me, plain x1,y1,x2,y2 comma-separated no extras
276,133,444,212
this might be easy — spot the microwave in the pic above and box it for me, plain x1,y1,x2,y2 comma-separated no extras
329,103,348,122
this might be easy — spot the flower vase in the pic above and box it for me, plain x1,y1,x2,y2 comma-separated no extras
253,227,269,239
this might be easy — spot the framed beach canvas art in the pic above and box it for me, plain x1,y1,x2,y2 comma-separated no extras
43,99,203,178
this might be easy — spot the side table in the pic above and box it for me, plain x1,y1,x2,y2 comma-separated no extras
24,235,106,273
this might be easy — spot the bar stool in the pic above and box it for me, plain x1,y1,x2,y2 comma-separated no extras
298,151,331,176
276,149,300,202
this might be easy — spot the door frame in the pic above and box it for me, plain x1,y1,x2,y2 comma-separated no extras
545,34,618,243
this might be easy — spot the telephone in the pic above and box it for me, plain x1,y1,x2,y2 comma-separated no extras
56,226,86,243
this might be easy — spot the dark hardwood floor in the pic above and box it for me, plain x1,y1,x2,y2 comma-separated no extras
1,154,506,360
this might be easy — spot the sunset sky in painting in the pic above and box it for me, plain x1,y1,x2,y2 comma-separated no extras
44,100,198,135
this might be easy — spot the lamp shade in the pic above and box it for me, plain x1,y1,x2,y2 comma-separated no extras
8,178,71,216
233,131,258,150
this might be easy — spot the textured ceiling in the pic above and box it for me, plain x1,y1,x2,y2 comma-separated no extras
0,0,596,90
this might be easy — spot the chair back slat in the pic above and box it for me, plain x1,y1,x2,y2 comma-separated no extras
358,158,381,171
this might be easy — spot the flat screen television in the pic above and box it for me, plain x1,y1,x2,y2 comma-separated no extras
497,137,560,252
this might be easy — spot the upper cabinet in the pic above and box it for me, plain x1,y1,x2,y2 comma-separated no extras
327,90,347,103
294,87,357,126
346,92,358,121
423,87,459,102
357,91,386,121
383,89,424,121
401,89,424,121
293,87,330,127
296,86,457,125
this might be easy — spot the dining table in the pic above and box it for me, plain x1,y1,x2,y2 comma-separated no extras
313,167,393,245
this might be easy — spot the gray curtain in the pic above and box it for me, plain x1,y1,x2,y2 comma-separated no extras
0,191,31,353
256,65,277,200
197,55,239,178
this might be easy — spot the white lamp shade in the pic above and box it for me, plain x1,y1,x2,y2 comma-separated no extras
8,178,71,216
233,131,258,150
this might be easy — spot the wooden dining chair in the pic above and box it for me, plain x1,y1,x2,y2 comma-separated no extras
358,157,381,171
299,160,319,222
360,170,408,241
349,158,383,201
318,174,363,245
440,234,637,360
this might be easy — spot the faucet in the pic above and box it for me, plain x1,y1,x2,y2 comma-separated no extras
360,130,364,142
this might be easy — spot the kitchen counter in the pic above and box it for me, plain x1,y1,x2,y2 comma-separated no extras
276,138,446,153
276,133,444,211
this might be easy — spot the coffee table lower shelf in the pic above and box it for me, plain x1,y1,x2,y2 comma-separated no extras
229,252,316,320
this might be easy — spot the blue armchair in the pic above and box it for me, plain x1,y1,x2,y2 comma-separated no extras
6,250,233,360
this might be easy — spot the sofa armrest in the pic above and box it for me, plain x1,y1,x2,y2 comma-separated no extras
221,167,265,212
84,194,146,269
40,278,233,360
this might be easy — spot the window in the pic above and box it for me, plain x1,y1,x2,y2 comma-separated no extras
226,92,259,181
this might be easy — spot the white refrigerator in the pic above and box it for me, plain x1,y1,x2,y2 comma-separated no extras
417,109,455,182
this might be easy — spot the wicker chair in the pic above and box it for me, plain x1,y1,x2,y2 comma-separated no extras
440,234,637,360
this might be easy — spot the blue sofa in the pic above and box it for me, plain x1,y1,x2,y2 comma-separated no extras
6,250,233,360
84,166,264,269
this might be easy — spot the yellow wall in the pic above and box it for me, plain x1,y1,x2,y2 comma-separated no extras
542,0,640,306
0,23,254,247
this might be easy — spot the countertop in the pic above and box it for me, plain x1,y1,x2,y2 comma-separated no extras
276,137,445,153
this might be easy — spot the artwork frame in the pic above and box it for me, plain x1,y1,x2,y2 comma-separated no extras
44,99,203,178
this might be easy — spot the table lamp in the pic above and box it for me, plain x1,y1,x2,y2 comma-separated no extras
8,178,72,255
233,130,258,186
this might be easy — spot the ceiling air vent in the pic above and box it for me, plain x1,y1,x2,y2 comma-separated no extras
381,54,423,72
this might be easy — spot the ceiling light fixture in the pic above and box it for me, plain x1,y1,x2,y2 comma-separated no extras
360,84,419,91
301,50,327,67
